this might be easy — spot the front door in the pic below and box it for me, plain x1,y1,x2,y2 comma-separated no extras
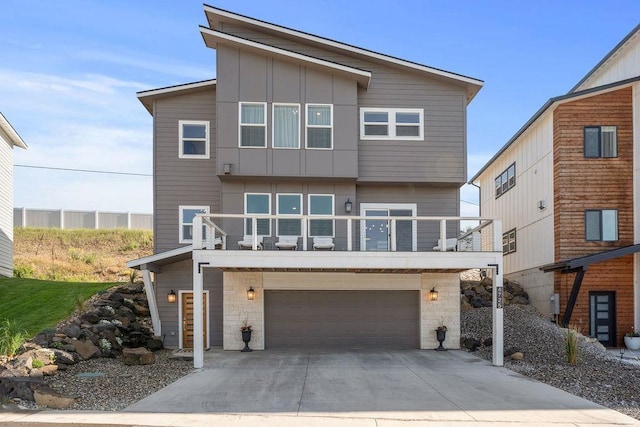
589,291,616,347
361,204,416,251
180,291,209,349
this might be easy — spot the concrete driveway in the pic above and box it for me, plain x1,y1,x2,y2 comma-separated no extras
119,349,638,425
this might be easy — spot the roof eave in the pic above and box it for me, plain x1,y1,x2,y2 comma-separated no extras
0,113,27,149
136,79,217,115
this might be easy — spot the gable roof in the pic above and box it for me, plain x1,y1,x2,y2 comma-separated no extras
569,23,640,93
200,28,372,88
469,75,640,183
203,5,483,103
0,113,27,149
137,79,217,114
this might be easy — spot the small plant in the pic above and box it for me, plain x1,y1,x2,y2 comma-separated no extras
13,262,35,278
31,359,44,369
626,328,640,337
240,319,252,332
0,319,28,357
566,325,579,365
50,341,63,350
75,294,87,312
128,269,139,284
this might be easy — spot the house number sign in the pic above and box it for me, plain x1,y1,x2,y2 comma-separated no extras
496,287,503,309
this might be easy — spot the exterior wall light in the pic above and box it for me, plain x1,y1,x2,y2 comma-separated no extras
429,287,439,301
344,198,353,213
167,289,177,303
247,287,255,301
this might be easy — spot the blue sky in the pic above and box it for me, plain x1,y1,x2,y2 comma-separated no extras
3,1,640,215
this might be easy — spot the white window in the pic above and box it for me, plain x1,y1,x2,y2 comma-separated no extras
585,209,618,242
179,206,209,243
239,102,267,148
360,108,423,140
245,193,271,236
306,104,333,149
276,194,302,236
309,194,334,237
273,104,300,149
502,229,516,255
179,121,209,159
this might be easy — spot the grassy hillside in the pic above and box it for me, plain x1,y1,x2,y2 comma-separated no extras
13,228,153,282
0,277,114,336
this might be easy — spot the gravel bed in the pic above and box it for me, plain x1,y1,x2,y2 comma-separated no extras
35,350,193,411
462,305,640,420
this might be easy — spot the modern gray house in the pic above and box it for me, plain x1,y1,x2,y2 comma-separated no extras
0,113,27,277
129,5,505,368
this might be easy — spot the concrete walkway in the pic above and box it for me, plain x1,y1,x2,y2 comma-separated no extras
1,349,638,426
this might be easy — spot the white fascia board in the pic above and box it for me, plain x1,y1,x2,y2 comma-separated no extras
193,249,502,271
200,27,372,89
0,113,27,149
204,6,483,90
127,245,193,269
137,80,217,99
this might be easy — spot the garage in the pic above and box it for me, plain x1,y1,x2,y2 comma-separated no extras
264,290,419,349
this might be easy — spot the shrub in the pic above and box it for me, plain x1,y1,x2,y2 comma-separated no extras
31,359,44,369
13,263,35,278
566,326,579,365
0,319,28,357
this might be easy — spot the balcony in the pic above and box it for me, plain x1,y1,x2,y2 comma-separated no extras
191,214,502,273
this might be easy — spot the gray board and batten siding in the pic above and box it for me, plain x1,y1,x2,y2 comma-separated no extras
217,23,469,185
153,89,219,253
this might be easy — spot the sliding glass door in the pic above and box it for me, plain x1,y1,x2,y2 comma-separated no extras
360,204,416,252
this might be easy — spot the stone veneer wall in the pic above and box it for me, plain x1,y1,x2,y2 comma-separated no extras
223,272,264,350
421,273,460,349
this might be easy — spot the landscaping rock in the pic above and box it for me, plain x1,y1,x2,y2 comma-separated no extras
511,352,524,360
41,365,58,376
33,386,75,409
146,338,164,351
70,340,100,360
122,347,155,366
51,349,79,365
0,377,42,400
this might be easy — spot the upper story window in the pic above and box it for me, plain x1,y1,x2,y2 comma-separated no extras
584,126,617,158
360,108,423,141
239,102,267,148
273,104,300,149
179,121,209,159
309,194,335,237
245,193,271,236
306,104,333,149
585,209,618,242
276,193,302,236
179,206,209,243
502,229,516,255
495,163,516,198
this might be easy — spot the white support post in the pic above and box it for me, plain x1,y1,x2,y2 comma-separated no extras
95,211,99,230
60,209,65,230
192,257,204,369
491,219,504,367
347,219,352,251
141,269,161,336
193,216,203,249
439,219,447,252
127,212,132,230
22,207,26,228
252,218,258,250
390,219,396,252
302,218,308,251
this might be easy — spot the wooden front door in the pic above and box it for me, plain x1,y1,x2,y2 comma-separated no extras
181,291,208,349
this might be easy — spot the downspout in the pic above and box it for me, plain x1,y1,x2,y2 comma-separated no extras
141,269,162,336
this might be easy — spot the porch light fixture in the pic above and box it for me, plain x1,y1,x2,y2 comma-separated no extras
344,198,353,213
247,287,255,301
167,289,177,303
429,287,439,302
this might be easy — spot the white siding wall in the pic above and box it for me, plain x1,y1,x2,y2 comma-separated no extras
0,137,13,277
477,113,555,276
575,34,640,91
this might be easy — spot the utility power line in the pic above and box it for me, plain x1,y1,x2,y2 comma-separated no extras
15,164,152,177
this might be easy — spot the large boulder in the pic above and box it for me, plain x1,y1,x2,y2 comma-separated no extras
33,386,75,409
69,339,100,360
122,347,155,365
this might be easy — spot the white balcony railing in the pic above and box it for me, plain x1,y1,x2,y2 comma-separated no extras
192,214,502,253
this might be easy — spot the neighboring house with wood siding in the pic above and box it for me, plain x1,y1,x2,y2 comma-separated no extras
129,5,506,368
0,113,27,277
470,23,640,347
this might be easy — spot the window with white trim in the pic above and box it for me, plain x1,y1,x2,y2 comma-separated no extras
276,194,302,236
585,209,618,241
495,163,516,198
584,126,617,158
245,193,271,236
306,104,333,149
309,194,334,237
179,121,209,159
179,206,209,243
273,104,300,149
239,102,267,147
360,108,423,140
502,229,516,255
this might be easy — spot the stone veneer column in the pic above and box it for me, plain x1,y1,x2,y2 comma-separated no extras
223,272,264,350
420,272,460,350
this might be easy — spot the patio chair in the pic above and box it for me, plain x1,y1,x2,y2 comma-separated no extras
313,237,335,251
238,235,263,250
275,236,298,250
433,238,458,251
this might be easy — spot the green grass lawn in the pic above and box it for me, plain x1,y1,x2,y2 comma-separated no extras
0,277,114,337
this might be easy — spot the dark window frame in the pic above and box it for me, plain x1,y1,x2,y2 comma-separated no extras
584,126,617,158
502,228,516,255
495,163,516,198
585,209,618,242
